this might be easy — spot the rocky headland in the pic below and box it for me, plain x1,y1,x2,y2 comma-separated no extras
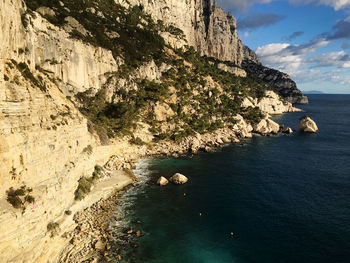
0,0,307,262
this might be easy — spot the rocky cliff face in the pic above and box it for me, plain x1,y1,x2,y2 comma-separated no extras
115,0,307,104
116,0,259,66
242,60,309,104
0,1,132,261
0,0,305,262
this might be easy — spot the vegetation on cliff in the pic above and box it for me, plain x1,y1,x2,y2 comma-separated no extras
6,185,35,210
23,0,269,143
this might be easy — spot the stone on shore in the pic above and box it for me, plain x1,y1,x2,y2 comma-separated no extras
157,176,169,186
94,239,105,251
169,173,188,185
299,116,318,133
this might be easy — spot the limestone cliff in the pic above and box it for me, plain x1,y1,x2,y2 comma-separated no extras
116,0,307,104
116,0,259,65
242,60,309,104
0,0,304,262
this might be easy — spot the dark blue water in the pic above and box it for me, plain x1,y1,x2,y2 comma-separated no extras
115,95,350,263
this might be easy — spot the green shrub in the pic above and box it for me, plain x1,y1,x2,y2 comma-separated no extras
65,210,72,215
130,137,146,146
25,195,35,203
94,165,103,175
74,177,92,200
92,165,103,179
7,195,23,209
82,145,93,155
47,222,60,237
74,166,101,201
6,186,35,209
11,60,46,91
24,0,166,69
242,106,264,124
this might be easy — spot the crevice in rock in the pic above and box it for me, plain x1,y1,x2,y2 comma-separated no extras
202,0,212,39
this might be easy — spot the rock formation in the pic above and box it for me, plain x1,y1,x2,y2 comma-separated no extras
170,173,189,185
254,118,280,135
116,0,307,104
299,116,318,133
157,176,169,186
281,127,294,134
242,60,308,104
0,0,307,262
241,90,302,115
116,0,259,65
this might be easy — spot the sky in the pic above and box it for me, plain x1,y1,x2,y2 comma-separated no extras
217,0,350,94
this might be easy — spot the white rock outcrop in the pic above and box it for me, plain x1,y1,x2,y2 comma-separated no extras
169,173,188,185
299,116,318,133
253,118,280,135
241,91,302,115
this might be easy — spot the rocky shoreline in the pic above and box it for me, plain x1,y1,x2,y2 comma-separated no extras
59,185,134,263
58,111,301,262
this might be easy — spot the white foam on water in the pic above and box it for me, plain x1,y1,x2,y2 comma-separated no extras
109,157,153,230
133,157,153,181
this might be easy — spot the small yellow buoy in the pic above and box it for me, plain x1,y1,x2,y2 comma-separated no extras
199,212,202,216
230,232,234,237
184,193,187,196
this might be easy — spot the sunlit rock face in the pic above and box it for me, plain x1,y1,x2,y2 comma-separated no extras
115,0,259,65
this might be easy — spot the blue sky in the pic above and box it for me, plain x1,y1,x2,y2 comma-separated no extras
217,0,350,94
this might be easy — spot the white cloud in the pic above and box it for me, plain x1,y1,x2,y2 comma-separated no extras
256,43,290,57
289,0,350,11
256,39,350,90
256,39,329,75
308,51,350,68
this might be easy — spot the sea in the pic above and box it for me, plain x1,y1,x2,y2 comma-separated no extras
110,95,350,263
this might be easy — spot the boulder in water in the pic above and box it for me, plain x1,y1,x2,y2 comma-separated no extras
157,176,169,186
169,173,188,185
282,127,293,134
299,116,318,133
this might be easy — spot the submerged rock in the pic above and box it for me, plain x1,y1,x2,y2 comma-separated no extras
169,173,188,185
299,116,318,133
157,176,169,186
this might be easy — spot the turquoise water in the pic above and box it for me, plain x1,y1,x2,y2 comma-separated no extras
112,95,350,263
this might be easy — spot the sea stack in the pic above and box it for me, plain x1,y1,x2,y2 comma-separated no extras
299,116,318,133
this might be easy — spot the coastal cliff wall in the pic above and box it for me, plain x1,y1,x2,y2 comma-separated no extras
116,0,259,66
116,0,307,104
0,1,135,261
0,0,304,262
